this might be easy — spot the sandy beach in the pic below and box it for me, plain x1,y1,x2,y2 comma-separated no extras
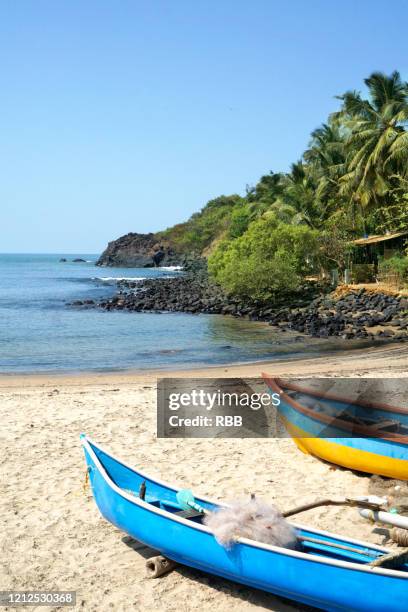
1,342,407,611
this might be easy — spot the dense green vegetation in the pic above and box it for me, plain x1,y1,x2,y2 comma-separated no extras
161,71,408,299
157,194,245,254
379,254,408,282
208,215,319,300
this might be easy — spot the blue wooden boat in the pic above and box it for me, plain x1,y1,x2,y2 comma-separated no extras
81,435,408,611
263,376,408,480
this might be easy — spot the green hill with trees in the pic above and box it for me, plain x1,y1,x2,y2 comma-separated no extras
102,71,408,300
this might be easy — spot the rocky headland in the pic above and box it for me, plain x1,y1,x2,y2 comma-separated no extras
96,232,184,268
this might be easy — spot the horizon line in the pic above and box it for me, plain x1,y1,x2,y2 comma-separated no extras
0,251,101,256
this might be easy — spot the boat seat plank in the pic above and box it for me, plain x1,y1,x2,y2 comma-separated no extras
174,509,204,519
368,419,400,431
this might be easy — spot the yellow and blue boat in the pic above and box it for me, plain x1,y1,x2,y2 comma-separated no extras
263,376,408,480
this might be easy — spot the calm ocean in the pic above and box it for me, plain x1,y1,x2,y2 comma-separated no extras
0,254,356,373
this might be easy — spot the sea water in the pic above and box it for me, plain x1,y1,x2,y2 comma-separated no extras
0,253,362,373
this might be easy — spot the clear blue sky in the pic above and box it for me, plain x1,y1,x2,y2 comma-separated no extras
1,0,408,253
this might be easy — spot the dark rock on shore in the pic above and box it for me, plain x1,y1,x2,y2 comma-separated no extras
68,299,95,307
98,276,231,314
70,267,408,343
90,271,326,322
267,288,408,340
96,232,184,268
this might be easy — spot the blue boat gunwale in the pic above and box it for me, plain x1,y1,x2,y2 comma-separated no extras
81,435,408,579
272,378,408,416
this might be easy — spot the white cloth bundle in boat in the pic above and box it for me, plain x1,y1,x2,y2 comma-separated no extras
204,499,298,550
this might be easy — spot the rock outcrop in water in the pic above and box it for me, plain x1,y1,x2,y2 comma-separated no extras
96,232,184,268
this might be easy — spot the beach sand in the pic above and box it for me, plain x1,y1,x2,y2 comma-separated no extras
1,342,407,611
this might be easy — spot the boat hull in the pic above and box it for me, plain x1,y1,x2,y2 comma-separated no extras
264,377,408,480
82,437,408,612
285,417,408,480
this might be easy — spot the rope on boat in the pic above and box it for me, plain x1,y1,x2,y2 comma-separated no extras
369,547,408,569
145,556,178,578
391,527,408,547
83,468,90,494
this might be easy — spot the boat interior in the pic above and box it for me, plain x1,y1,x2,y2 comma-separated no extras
139,492,205,524
122,481,408,571
285,389,408,437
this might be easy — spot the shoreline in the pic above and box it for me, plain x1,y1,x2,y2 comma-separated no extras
91,274,408,343
1,340,407,388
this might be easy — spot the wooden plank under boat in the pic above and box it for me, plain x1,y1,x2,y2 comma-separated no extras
263,375,408,480
81,435,408,611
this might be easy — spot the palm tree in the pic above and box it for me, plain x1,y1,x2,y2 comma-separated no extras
278,162,323,228
303,120,348,214
246,172,286,217
334,71,408,213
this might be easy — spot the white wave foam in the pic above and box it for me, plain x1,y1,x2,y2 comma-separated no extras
92,276,145,283
160,266,183,271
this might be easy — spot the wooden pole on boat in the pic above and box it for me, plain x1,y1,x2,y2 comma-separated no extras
145,555,178,578
369,548,408,569
282,497,387,518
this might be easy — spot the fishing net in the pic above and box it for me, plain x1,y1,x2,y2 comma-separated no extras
204,498,298,550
